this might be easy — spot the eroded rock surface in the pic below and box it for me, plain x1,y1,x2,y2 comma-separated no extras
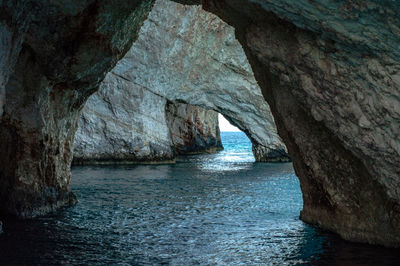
1,0,398,249
166,102,222,154
196,0,400,246
74,76,175,164
81,0,287,163
0,1,34,117
73,77,222,164
0,0,155,218
75,0,282,163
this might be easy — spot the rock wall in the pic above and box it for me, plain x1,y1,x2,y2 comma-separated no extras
0,1,34,117
73,77,175,164
83,0,287,163
196,0,400,247
0,0,155,218
166,102,222,154
73,76,222,164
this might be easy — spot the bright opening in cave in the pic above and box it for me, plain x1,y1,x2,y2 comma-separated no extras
216,113,255,163
218,113,241,132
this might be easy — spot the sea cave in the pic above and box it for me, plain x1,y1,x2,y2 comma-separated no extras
0,0,400,264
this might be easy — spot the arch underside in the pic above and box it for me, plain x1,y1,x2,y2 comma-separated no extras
73,0,288,164
200,0,400,246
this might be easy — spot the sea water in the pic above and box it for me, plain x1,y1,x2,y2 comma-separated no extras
0,132,398,265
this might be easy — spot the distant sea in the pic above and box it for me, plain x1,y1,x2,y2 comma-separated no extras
0,132,398,264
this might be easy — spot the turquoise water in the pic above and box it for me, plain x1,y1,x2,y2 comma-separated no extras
0,132,398,264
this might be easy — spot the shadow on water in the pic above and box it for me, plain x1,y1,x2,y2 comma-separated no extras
0,132,399,264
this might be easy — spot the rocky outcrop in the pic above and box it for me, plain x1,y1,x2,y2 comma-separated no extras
79,0,288,163
166,102,222,154
195,0,400,247
0,0,155,218
73,76,222,164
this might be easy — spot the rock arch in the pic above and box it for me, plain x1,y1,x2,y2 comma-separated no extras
73,83,225,164
197,0,400,247
0,0,156,218
0,0,399,247
73,0,288,164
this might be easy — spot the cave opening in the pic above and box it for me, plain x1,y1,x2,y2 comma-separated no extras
218,113,255,162
73,0,290,165
218,113,241,133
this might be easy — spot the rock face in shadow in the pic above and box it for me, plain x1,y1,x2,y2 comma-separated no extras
0,0,155,218
73,76,222,164
166,102,223,154
77,0,288,163
195,0,400,247
0,3,30,117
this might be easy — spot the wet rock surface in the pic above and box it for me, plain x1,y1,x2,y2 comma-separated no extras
197,0,400,246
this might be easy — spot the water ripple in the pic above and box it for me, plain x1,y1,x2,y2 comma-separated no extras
0,132,398,264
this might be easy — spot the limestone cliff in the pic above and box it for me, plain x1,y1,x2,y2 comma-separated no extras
79,0,287,163
73,77,175,164
73,76,222,164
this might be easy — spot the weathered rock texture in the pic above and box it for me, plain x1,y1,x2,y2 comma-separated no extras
73,76,175,164
77,0,287,163
166,102,222,154
0,2,35,117
191,0,400,247
74,0,283,163
1,0,399,249
73,76,222,164
0,0,155,218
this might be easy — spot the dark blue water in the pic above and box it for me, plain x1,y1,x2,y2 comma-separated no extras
0,132,399,265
